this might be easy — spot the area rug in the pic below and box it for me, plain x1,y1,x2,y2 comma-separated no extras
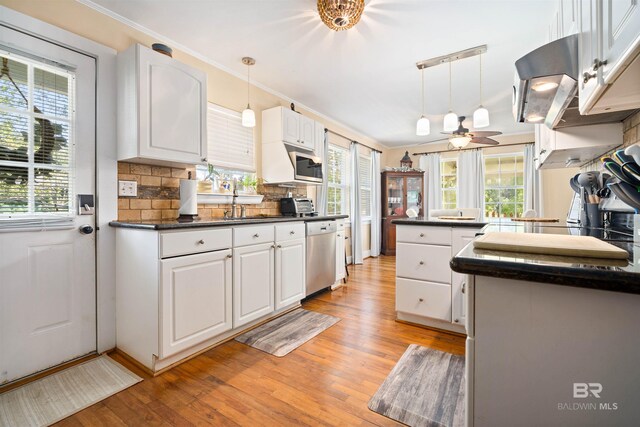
0,355,142,426
235,308,340,357
368,344,465,427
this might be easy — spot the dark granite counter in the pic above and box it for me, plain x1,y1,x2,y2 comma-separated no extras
450,222,640,295
391,216,489,228
109,215,348,230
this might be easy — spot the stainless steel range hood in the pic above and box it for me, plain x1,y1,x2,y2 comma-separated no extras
512,34,634,129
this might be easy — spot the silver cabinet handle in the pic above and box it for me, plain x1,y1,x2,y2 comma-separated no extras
419,233,424,237
201,157,207,162
226,254,232,259
454,318,459,323
583,71,596,84
419,298,424,302
419,261,424,265
271,244,277,249
290,230,295,235
253,233,259,238
462,282,466,294
197,239,205,244
277,244,282,248
592,58,607,71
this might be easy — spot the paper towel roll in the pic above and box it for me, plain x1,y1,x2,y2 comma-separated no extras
178,179,198,216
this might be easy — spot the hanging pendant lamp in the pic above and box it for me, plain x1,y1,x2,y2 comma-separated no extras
443,61,458,132
241,57,256,128
473,53,490,128
416,68,430,136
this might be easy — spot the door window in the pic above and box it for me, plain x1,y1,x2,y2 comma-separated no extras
0,51,75,218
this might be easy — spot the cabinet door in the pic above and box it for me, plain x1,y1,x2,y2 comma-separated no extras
138,46,207,164
299,115,316,149
406,176,423,216
233,242,275,327
561,0,579,36
451,228,482,329
335,231,345,282
578,0,602,114
275,239,305,309
160,250,232,358
282,108,300,145
601,0,640,84
314,121,325,160
385,175,404,217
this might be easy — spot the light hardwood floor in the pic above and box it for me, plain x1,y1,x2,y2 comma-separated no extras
56,255,465,426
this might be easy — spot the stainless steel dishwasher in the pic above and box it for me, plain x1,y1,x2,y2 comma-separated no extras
305,220,337,296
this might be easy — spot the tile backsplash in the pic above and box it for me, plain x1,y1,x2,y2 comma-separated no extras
117,162,307,221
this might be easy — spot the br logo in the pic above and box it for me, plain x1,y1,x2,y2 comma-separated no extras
573,383,603,398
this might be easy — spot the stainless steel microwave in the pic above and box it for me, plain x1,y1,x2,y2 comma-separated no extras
289,151,323,183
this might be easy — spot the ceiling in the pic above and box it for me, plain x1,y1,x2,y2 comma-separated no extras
86,0,556,147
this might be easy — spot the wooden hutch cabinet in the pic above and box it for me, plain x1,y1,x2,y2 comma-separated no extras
381,170,425,255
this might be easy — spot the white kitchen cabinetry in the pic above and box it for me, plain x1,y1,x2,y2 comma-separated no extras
314,121,326,160
233,242,275,327
577,0,640,114
117,44,207,167
160,250,232,358
262,106,323,152
335,219,346,284
275,238,306,309
395,224,483,333
534,122,622,169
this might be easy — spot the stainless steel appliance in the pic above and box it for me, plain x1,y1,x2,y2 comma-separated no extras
305,221,336,296
289,151,323,183
280,197,316,217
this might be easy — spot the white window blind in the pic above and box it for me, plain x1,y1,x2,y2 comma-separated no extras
207,104,255,172
359,155,372,218
327,144,349,216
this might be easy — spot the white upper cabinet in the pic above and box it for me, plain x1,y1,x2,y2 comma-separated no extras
561,0,579,37
601,0,640,84
262,106,323,151
117,44,207,166
314,121,326,160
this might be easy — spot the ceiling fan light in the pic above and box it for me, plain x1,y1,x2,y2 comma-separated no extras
450,136,471,149
416,116,430,136
242,106,256,128
473,106,490,128
443,112,458,132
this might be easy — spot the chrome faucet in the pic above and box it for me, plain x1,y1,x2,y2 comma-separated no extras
231,178,238,218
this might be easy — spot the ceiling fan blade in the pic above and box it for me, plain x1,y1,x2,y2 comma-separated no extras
470,137,500,145
469,130,502,137
440,132,454,135
426,137,451,143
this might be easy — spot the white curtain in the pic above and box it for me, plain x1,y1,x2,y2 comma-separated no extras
370,151,381,257
524,143,543,216
419,153,441,217
316,130,329,216
458,149,484,212
350,143,363,264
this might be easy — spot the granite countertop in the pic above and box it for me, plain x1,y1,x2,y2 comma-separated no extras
450,222,640,295
391,216,489,228
109,214,349,230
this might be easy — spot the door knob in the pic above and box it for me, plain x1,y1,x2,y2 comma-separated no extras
419,233,424,237
79,225,94,235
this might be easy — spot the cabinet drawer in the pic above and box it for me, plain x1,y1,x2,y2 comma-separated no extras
397,225,451,245
160,228,232,258
275,222,305,242
396,242,452,284
396,278,452,322
233,224,275,247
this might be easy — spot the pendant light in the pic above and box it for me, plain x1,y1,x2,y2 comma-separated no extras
241,57,256,128
443,61,458,132
416,67,430,136
473,53,490,128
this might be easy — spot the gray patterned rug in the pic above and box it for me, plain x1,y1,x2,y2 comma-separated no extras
235,308,340,357
0,355,142,427
368,344,465,427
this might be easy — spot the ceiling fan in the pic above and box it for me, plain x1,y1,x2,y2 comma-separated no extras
429,116,502,149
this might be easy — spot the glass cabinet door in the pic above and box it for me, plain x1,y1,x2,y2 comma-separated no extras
406,177,422,214
386,176,404,217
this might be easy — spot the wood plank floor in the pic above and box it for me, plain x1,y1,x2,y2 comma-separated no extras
56,255,465,426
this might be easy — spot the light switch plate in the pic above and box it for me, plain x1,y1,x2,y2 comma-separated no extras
118,180,137,197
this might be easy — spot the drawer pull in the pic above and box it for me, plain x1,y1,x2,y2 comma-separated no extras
253,233,259,238
462,282,466,294
277,244,282,248
419,298,424,302
226,254,232,259
419,261,424,265
290,230,296,235
419,233,425,237
454,318,459,323
197,239,205,245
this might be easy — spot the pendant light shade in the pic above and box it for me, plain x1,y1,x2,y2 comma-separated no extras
443,61,457,132
473,53,490,128
242,57,255,128
416,67,430,136
449,136,471,149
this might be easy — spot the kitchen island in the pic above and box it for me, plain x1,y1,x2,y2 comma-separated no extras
451,221,640,426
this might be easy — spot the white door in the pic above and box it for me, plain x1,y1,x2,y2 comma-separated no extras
160,250,232,358
281,108,300,145
275,238,305,310
0,27,96,384
233,242,274,327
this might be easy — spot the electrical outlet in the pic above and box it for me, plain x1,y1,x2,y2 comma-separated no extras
118,180,137,197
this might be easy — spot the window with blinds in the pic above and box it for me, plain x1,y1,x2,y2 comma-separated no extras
359,155,372,219
327,144,349,216
206,104,255,172
0,51,75,218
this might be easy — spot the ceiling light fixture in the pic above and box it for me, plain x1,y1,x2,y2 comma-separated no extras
443,61,458,132
241,57,255,128
416,67,430,136
449,136,472,149
318,0,365,31
473,53,490,128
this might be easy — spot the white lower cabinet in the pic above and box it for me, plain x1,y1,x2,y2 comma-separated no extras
160,250,232,358
335,219,346,283
396,278,452,321
275,238,306,309
233,242,275,328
